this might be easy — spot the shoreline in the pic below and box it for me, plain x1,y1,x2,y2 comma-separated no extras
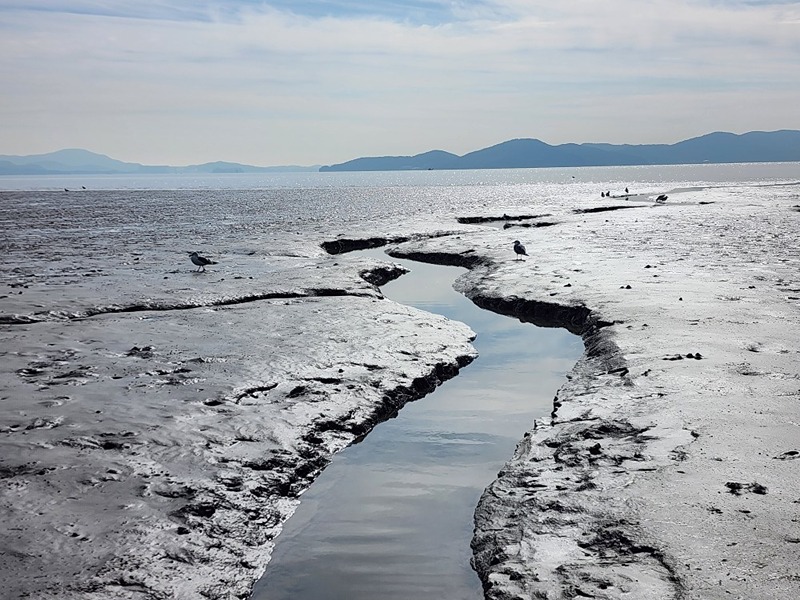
2,183,799,599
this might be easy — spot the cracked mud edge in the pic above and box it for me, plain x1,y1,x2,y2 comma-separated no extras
467,305,686,599
242,354,474,499
0,288,375,324
22,353,476,600
213,354,476,600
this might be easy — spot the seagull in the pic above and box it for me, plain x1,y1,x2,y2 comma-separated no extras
513,240,528,260
189,251,217,272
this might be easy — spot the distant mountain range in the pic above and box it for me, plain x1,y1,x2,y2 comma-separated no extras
0,148,318,176
320,130,800,172
2,130,799,176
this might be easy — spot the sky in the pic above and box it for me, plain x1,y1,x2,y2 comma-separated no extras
1,1,798,166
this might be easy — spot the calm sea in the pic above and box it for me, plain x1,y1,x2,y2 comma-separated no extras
3,163,797,248
2,162,798,192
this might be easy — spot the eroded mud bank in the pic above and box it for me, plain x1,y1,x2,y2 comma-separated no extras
386,184,800,600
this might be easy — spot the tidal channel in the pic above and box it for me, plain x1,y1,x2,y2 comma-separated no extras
251,249,583,600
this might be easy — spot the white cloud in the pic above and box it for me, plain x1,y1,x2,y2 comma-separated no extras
0,1,798,164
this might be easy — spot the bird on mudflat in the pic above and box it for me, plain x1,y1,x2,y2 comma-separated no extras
513,240,528,260
189,251,217,272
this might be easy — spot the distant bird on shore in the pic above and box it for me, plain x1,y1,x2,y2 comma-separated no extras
189,251,217,272
513,240,528,260
655,194,668,204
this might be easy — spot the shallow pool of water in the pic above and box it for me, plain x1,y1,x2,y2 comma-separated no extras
251,250,583,600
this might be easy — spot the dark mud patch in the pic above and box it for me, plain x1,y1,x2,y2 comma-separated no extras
359,264,409,286
503,220,559,229
321,236,411,254
725,481,768,495
457,213,553,225
388,248,486,269
573,205,647,214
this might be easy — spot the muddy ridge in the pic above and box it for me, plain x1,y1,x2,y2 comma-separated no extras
0,287,377,325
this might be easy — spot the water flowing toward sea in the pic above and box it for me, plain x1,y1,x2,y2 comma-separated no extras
251,250,582,600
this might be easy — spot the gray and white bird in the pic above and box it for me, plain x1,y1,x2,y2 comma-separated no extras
513,240,528,260
189,251,217,272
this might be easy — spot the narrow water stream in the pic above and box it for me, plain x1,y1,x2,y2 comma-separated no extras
251,250,582,600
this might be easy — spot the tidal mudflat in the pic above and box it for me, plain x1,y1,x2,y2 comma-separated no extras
2,168,800,600
252,252,581,600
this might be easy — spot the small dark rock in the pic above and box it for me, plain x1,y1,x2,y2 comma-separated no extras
726,481,767,495
725,481,744,495
126,346,155,358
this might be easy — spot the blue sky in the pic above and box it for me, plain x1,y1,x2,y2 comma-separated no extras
1,1,798,166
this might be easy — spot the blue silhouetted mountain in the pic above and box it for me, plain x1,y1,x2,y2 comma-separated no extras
320,130,800,171
317,150,460,172
0,149,319,175
4,131,799,176
0,149,143,174
456,139,642,169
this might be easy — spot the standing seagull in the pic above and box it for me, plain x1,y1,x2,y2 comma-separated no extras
513,240,528,261
189,251,217,272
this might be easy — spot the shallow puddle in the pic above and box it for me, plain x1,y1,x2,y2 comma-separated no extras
251,250,582,600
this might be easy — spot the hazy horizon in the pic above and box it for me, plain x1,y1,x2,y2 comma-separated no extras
2,1,799,166
2,128,797,170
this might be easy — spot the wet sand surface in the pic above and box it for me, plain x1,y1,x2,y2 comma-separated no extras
2,173,800,599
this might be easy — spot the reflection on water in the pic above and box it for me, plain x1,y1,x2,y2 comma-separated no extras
252,251,583,600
